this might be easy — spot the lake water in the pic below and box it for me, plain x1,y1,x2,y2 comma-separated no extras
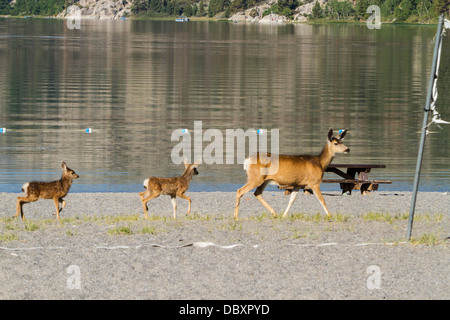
0,18,449,193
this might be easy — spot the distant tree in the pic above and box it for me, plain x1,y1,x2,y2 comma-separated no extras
0,0,11,14
184,2,192,16
394,0,413,21
380,0,401,19
166,0,174,15
416,0,433,21
431,0,448,17
311,0,323,18
173,1,181,15
224,4,231,17
149,0,162,13
131,0,150,14
355,0,370,20
198,0,205,16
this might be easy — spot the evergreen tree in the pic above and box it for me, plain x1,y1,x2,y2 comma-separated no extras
0,0,11,14
149,0,162,13
184,2,192,16
431,0,448,17
198,0,205,16
311,1,323,18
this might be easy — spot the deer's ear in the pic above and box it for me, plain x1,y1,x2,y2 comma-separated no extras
193,158,201,166
183,157,190,166
61,161,67,171
327,129,334,142
338,129,348,141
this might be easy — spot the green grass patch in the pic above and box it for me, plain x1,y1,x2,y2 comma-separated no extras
107,226,133,236
410,233,444,245
0,232,19,241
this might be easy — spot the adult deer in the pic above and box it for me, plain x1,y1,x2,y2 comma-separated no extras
234,129,349,220
16,161,79,221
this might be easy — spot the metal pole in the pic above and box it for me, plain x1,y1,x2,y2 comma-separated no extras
407,15,444,241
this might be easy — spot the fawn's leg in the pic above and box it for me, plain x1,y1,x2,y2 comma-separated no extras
53,198,67,216
141,193,159,220
139,190,150,201
53,197,62,221
16,195,37,220
177,193,191,216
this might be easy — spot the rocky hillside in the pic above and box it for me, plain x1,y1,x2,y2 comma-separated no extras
230,0,327,23
57,0,330,21
59,0,132,20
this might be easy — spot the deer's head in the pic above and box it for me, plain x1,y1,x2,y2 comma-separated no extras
62,161,80,180
327,129,350,155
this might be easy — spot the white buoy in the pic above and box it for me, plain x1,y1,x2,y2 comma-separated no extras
85,128,93,133
0,128,6,134
181,129,189,134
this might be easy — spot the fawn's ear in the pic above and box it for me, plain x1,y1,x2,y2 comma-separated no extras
193,158,201,167
61,161,67,171
183,157,190,166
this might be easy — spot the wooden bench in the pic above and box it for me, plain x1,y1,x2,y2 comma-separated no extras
279,164,392,195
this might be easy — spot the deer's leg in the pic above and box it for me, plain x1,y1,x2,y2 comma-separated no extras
16,196,37,220
234,181,260,220
53,198,66,216
171,196,177,219
177,193,191,216
141,193,159,220
52,197,62,221
282,186,301,218
310,184,332,218
254,180,277,217
139,190,150,201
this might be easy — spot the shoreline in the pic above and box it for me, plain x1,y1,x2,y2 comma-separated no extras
0,14,441,26
0,190,448,300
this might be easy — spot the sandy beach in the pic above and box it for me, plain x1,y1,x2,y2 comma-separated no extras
0,191,448,300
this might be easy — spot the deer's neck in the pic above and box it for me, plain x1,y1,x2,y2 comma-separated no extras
181,171,195,186
318,142,334,170
60,176,73,192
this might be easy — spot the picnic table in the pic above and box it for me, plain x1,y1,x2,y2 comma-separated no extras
323,164,392,195
280,164,392,195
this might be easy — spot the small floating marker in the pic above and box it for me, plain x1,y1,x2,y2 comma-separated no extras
85,128,93,133
256,129,264,135
181,128,189,134
0,128,7,134
339,129,345,134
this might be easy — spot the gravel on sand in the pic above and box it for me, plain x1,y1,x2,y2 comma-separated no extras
0,191,448,299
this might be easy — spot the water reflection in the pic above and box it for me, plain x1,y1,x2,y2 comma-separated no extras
0,19,448,192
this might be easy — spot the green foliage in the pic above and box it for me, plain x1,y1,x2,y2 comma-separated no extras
326,0,354,20
262,0,299,18
308,0,448,22
0,0,448,22
311,0,323,18
131,0,208,17
1,0,69,16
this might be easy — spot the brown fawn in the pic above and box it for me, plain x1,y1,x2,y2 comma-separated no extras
139,159,200,219
234,129,350,220
16,161,79,221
